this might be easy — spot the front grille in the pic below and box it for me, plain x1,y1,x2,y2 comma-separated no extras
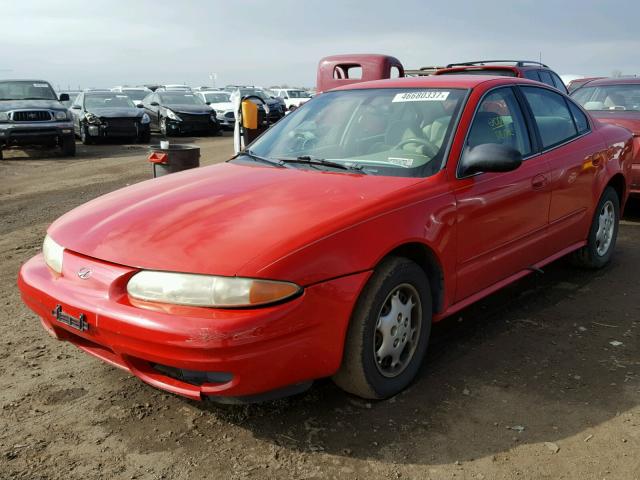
224,112,235,119
179,113,211,124
101,117,137,135
12,110,52,122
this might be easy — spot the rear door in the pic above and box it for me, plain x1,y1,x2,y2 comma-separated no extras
453,86,551,301
519,85,603,249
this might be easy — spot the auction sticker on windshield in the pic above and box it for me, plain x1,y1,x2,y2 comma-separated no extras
392,91,450,102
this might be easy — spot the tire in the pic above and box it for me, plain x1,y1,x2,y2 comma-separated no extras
60,136,76,157
159,117,169,136
572,186,620,269
80,124,93,145
333,257,432,399
138,131,151,143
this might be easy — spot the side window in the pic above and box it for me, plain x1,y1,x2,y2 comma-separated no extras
523,70,540,82
567,101,589,134
549,72,567,93
538,71,555,88
466,87,532,156
521,86,578,149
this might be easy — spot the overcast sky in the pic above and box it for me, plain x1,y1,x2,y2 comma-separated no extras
2,0,638,90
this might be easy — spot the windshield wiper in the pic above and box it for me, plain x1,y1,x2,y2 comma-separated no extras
239,150,287,168
21,97,54,100
280,156,366,173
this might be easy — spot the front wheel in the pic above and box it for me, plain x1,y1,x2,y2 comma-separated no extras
333,257,432,399
80,124,93,145
138,131,151,143
60,136,76,156
572,186,620,268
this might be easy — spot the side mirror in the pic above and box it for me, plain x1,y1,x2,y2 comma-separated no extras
150,101,159,106
459,143,522,177
71,105,82,110
205,101,211,105
59,93,69,102
136,103,144,108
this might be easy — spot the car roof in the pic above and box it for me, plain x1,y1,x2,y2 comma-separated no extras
330,74,538,92
578,77,640,87
0,79,52,83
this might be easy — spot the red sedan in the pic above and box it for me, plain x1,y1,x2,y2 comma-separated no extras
18,75,633,402
572,77,640,196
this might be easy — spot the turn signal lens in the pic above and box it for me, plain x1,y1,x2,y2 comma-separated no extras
127,271,301,308
42,234,64,274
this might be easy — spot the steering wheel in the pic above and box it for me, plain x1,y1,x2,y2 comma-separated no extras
291,131,317,150
394,138,439,158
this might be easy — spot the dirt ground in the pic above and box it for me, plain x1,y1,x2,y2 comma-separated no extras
0,135,638,480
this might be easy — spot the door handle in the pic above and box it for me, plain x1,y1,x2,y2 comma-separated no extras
532,174,548,190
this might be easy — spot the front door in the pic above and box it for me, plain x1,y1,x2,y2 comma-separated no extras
453,86,551,301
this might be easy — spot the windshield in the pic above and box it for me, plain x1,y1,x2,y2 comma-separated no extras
0,80,57,100
121,89,149,101
572,84,640,111
85,93,136,109
241,88,467,178
204,93,230,103
159,93,204,106
288,90,311,98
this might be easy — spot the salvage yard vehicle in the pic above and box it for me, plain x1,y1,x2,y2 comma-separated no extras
435,60,568,93
572,77,640,196
70,91,151,144
272,88,313,110
110,86,152,106
0,79,75,159
230,87,286,124
18,74,632,403
194,90,235,129
141,91,220,136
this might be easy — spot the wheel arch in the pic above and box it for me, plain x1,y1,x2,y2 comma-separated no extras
380,242,445,315
606,173,626,207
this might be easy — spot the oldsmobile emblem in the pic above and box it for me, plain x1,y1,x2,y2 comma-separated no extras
77,267,92,279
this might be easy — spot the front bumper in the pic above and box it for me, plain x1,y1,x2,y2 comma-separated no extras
165,119,219,135
18,251,369,401
0,121,74,147
87,122,150,139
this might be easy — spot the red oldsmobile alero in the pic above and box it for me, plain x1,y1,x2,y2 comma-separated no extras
18,74,633,402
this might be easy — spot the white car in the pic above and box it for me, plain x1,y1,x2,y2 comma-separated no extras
195,90,235,129
111,86,152,106
272,88,312,110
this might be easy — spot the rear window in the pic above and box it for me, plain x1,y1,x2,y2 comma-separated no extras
437,69,517,77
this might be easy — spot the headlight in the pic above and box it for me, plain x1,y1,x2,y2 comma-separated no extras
127,271,301,308
43,234,64,274
85,113,101,125
0,112,9,122
166,109,181,121
54,111,68,121
141,113,151,124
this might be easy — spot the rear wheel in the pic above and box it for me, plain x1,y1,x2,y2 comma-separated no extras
60,136,76,157
333,257,432,399
572,186,620,268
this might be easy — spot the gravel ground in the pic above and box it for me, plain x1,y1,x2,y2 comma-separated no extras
0,135,638,479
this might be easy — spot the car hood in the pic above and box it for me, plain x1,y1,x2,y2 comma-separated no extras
210,101,233,111
49,162,421,283
0,99,65,111
88,107,142,118
590,111,640,135
163,104,211,115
